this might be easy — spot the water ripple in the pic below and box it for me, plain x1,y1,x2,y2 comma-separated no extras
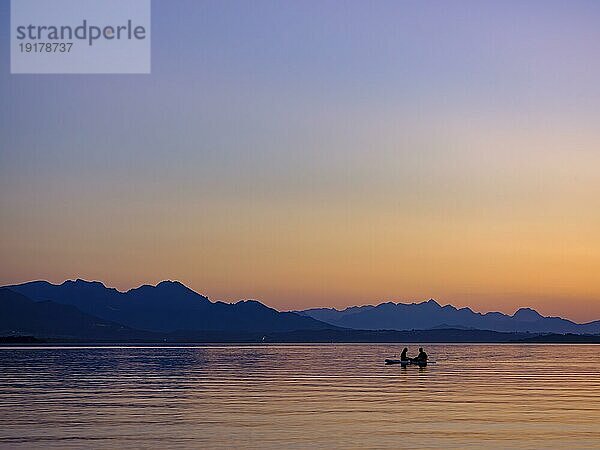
0,344,599,449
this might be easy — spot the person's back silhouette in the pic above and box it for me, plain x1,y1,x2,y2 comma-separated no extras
400,347,409,361
414,347,427,362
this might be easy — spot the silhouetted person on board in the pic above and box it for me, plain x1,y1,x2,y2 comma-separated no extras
400,347,409,361
413,347,428,362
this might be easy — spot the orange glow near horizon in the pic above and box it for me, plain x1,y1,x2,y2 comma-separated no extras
2,186,599,322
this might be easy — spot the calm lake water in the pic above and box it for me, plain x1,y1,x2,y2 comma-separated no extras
0,344,599,449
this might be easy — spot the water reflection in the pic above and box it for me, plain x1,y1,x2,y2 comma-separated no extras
0,344,599,449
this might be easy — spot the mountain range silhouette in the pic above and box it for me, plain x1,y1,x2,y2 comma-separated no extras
2,279,599,341
296,300,600,334
4,279,330,333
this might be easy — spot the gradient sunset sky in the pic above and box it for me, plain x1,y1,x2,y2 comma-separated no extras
1,1,599,322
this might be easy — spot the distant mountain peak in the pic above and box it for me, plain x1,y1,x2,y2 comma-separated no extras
129,280,194,292
156,280,187,289
125,280,210,305
512,307,544,322
235,299,273,311
62,279,110,290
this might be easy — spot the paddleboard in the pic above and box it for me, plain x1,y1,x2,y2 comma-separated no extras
385,359,432,366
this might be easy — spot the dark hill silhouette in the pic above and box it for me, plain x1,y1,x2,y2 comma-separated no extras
2,286,599,343
0,288,155,340
6,280,334,333
296,300,600,334
5,280,599,337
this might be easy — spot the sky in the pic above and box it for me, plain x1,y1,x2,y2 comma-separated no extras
1,0,599,322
